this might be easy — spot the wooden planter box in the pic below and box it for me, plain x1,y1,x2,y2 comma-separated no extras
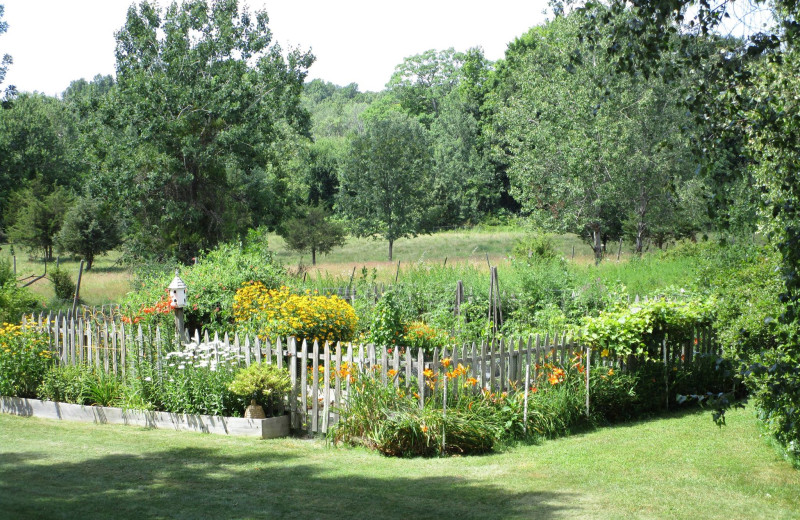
0,396,289,439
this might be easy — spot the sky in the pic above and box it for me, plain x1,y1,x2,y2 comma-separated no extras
0,0,551,96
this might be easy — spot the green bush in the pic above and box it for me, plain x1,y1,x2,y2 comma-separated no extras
512,232,561,262
123,239,284,333
330,368,518,457
228,362,290,416
366,289,407,347
0,259,39,323
49,268,76,302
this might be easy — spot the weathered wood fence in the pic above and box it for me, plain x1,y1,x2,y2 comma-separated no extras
23,313,718,435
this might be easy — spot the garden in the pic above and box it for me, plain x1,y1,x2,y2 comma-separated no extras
2,233,793,463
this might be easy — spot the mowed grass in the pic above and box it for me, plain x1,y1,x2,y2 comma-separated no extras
1,406,797,519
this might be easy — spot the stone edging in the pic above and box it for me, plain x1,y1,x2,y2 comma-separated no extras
0,396,289,439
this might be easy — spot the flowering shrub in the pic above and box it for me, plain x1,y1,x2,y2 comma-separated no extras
233,282,358,343
0,323,54,398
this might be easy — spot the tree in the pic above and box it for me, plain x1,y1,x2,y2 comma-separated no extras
428,90,497,227
337,112,432,261
7,186,72,261
386,48,465,127
572,0,800,451
0,93,81,224
57,196,121,270
279,204,346,265
110,0,313,262
0,4,13,99
497,14,695,261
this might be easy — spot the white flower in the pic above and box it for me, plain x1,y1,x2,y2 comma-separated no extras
144,376,152,382
178,364,185,370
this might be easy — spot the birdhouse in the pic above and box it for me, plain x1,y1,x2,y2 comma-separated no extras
168,270,188,309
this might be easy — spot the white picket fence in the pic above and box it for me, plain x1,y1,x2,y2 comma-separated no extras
22,313,717,435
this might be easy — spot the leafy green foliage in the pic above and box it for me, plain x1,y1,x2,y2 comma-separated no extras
0,259,38,323
278,204,346,265
37,364,92,404
48,268,75,302
108,0,313,262
580,298,714,358
337,112,433,260
365,289,407,348
0,323,53,398
124,239,283,332
228,362,290,416
56,196,120,270
7,186,72,260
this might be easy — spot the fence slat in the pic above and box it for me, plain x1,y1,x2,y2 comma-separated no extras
289,338,299,430
311,340,320,434
301,339,308,431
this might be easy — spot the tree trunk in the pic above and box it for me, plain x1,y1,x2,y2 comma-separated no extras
635,220,646,255
590,224,603,265
85,255,94,271
388,239,394,262
311,247,316,266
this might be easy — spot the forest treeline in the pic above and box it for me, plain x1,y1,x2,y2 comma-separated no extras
0,1,759,266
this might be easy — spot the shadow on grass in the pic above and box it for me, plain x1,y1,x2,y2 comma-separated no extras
0,444,578,520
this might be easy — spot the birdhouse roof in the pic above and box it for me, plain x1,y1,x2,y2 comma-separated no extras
168,271,187,291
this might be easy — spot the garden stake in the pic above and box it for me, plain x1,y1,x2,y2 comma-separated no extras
442,367,447,456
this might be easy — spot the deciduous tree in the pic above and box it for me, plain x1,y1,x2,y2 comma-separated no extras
337,112,432,260
110,0,313,262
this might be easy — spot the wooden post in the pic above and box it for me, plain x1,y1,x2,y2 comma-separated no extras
663,334,669,410
71,260,85,315
523,364,530,435
617,238,622,261
394,260,401,283
174,308,185,344
12,255,16,277
585,346,591,418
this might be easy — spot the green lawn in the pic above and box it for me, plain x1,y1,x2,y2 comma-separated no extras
1,406,797,519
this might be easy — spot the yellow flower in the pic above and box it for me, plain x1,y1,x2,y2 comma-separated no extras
601,348,610,357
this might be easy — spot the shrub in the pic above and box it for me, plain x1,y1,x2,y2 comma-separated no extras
49,268,76,302
124,239,284,333
365,289,406,347
228,362,291,416
512,232,560,261
234,283,358,343
0,259,39,323
0,323,54,397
